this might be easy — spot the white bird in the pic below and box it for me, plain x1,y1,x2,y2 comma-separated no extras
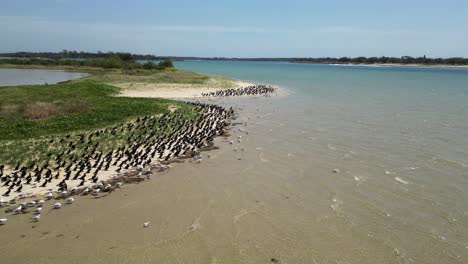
0,198,5,207
115,182,122,188
53,202,62,209
70,187,78,193
65,197,75,204
82,188,90,195
33,207,42,215
31,215,40,222
26,201,36,207
143,221,151,228
37,200,45,206
12,205,23,215
0,218,7,225
60,191,67,197
45,192,53,200
92,188,100,196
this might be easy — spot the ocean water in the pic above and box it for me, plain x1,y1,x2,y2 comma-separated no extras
0,69,89,86
1,62,467,264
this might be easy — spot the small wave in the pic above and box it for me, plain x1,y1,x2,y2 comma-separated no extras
330,197,344,216
394,177,409,185
432,157,468,169
259,152,269,162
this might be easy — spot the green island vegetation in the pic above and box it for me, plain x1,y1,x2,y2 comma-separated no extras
0,55,235,166
0,52,173,70
287,56,468,66
2,51,468,66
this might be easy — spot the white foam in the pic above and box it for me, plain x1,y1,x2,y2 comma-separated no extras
394,177,409,185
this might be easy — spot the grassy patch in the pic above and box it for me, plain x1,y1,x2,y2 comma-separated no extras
0,66,237,166
0,79,198,141
90,68,210,84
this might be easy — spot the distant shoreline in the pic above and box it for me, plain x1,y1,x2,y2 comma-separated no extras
301,62,468,69
2,52,468,68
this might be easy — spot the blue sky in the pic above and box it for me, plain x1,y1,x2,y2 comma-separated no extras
1,0,467,57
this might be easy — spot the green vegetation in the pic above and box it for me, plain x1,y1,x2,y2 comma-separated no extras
0,78,201,165
0,54,174,70
90,68,209,84
0,65,229,166
0,80,184,140
288,56,468,66
2,51,468,66
0,50,161,61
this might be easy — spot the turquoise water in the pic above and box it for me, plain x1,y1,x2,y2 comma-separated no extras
176,61,468,263
177,61,468,165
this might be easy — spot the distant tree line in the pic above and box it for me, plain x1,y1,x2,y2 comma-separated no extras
287,56,468,66
0,50,162,60
185,56,468,65
0,54,174,70
1,51,467,65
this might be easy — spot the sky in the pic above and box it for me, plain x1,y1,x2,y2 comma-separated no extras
1,0,468,58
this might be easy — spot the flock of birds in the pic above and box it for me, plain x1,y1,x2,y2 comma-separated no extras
0,102,236,225
201,84,275,97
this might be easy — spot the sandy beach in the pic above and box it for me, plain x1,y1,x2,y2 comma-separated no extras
116,80,256,98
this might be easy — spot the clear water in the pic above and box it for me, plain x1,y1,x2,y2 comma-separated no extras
174,61,468,263
0,69,89,86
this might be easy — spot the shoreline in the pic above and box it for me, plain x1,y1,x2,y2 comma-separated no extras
0,102,236,204
0,65,276,99
0,67,279,207
292,62,468,69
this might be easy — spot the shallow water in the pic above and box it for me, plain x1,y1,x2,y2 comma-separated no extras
0,69,89,86
1,62,467,264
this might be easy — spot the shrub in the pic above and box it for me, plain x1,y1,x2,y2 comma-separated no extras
143,61,156,70
158,59,174,69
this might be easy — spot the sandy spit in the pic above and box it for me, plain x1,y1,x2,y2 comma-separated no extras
115,80,255,99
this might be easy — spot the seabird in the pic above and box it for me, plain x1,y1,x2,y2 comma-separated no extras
31,214,41,222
